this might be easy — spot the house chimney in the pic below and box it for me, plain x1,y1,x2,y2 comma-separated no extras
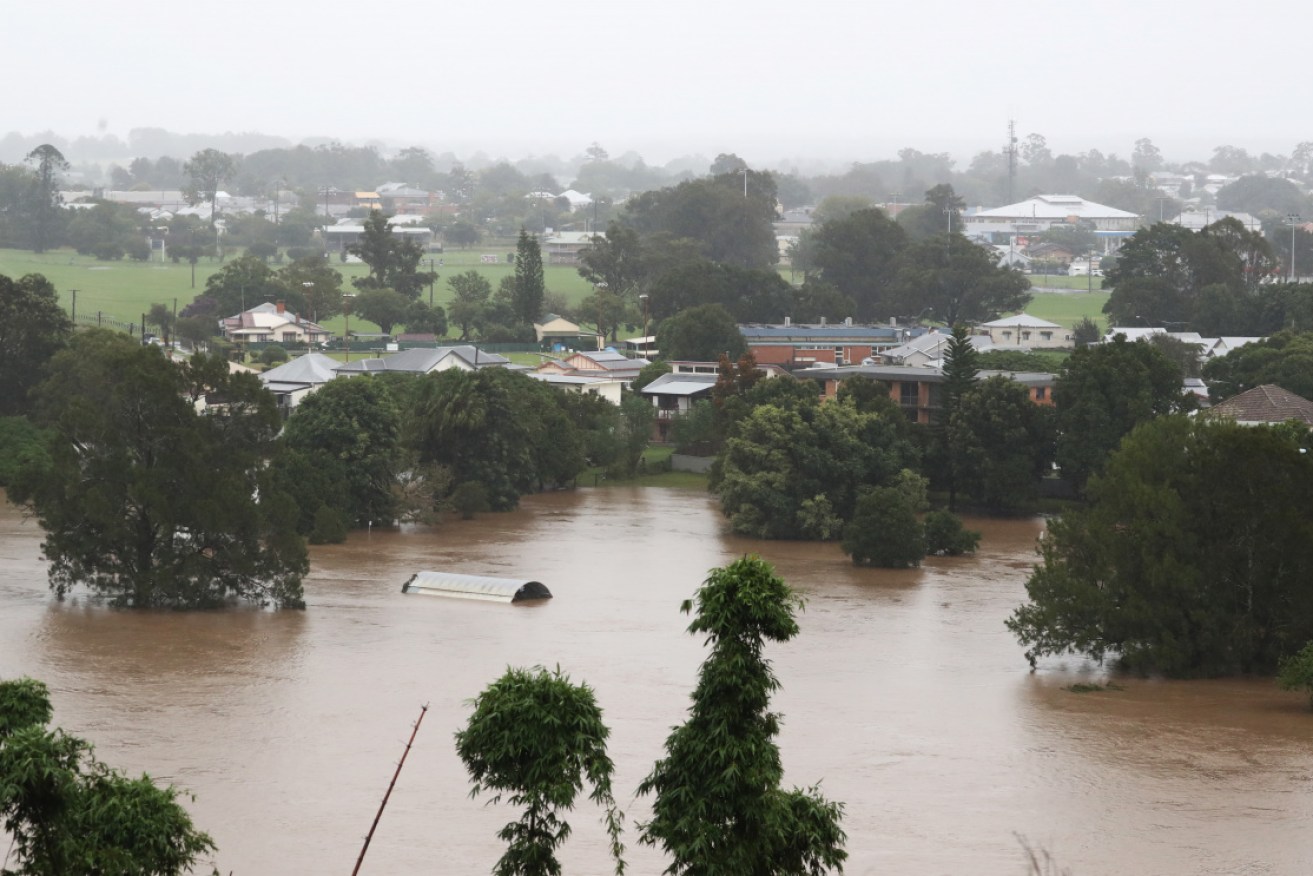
845,316,853,326
784,316,791,326
276,300,286,314
820,316,827,326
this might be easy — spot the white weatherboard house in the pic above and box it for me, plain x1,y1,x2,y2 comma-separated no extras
979,314,1071,349
259,352,340,415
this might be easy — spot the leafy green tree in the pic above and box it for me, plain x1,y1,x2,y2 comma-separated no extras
612,395,654,477
716,397,917,539
1278,641,1313,709
637,556,847,875
447,270,493,339
894,183,965,241
630,360,672,392
887,235,1031,326
7,331,306,608
1008,416,1313,676
25,144,69,253
1217,174,1311,217
183,148,238,227
1072,316,1101,348
1102,218,1276,334
0,273,72,417
353,287,411,336
148,302,176,346
445,220,481,248
404,299,448,336
1054,335,1183,490
66,201,147,260
456,666,625,876
194,254,290,317
579,287,629,344
842,485,926,567
277,254,345,322
811,207,908,319
348,210,436,299
1202,330,1313,402
0,677,217,875
656,304,746,362
923,510,980,556
258,343,289,366
789,280,857,324
577,222,644,300
948,376,1055,513
411,368,585,510
623,170,779,269
0,416,51,486
281,377,401,527
645,260,794,324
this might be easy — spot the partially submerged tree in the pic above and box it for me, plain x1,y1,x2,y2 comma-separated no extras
638,556,847,874
8,330,306,608
0,676,217,874
456,666,625,876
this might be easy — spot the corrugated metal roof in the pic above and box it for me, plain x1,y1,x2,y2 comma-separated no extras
401,571,552,603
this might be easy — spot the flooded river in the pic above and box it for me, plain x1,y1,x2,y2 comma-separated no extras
2,487,1311,875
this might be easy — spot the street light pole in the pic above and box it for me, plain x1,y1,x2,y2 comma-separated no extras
638,293,650,355
739,167,748,198
1287,214,1302,283
343,293,355,363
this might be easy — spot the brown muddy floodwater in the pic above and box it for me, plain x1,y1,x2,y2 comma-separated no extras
2,487,1312,875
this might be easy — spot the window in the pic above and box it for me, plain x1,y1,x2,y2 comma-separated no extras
1040,331,1052,341
1002,330,1012,340
1021,331,1031,341
1035,386,1047,400
899,382,919,407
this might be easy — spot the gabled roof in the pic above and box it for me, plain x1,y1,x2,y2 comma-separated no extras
1209,384,1313,426
981,314,1063,329
972,194,1138,221
334,345,509,374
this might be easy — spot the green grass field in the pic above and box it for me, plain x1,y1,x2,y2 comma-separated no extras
1,246,1107,335
0,246,595,327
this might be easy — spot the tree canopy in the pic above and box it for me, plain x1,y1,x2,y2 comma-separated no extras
1053,335,1184,490
656,304,746,363
637,556,847,875
0,676,217,875
8,331,306,608
0,272,72,417
1008,416,1313,676
456,666,625,876
1201,330,1313,402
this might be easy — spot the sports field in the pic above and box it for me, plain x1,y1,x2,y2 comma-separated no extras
0,246,1107,334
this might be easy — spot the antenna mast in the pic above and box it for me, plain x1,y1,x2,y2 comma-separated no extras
1005,119,1018,203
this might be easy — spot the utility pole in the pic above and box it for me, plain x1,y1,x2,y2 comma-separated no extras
70,289,77,323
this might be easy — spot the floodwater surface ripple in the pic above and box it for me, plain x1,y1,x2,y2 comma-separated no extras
1,488,1310,874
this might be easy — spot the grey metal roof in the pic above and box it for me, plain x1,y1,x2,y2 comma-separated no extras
401,571,551,603
641,373,718,396
740,325,902,341
259,352,340,386
333,346,510,374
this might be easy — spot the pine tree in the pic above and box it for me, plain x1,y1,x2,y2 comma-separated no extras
513,228,545,326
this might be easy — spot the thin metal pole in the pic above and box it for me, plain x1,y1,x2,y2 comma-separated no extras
351,705,428,876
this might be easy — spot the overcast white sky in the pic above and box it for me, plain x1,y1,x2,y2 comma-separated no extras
6,0,1307,166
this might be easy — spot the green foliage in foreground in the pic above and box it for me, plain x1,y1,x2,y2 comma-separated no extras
0,677,216,875
1278,642,1313,708
0,417,52,486
923,510,981,556
456,666,625,876
638,556,847,874
1008,416,1313,677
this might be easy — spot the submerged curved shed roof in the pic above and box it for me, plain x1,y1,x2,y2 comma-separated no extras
401,571,552,603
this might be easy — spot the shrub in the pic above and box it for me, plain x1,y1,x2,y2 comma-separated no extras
1278,641,1313,708
923,510,981,556
259,344,289,366
451,481,490,520
309,505,348,544
842,486,925,568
